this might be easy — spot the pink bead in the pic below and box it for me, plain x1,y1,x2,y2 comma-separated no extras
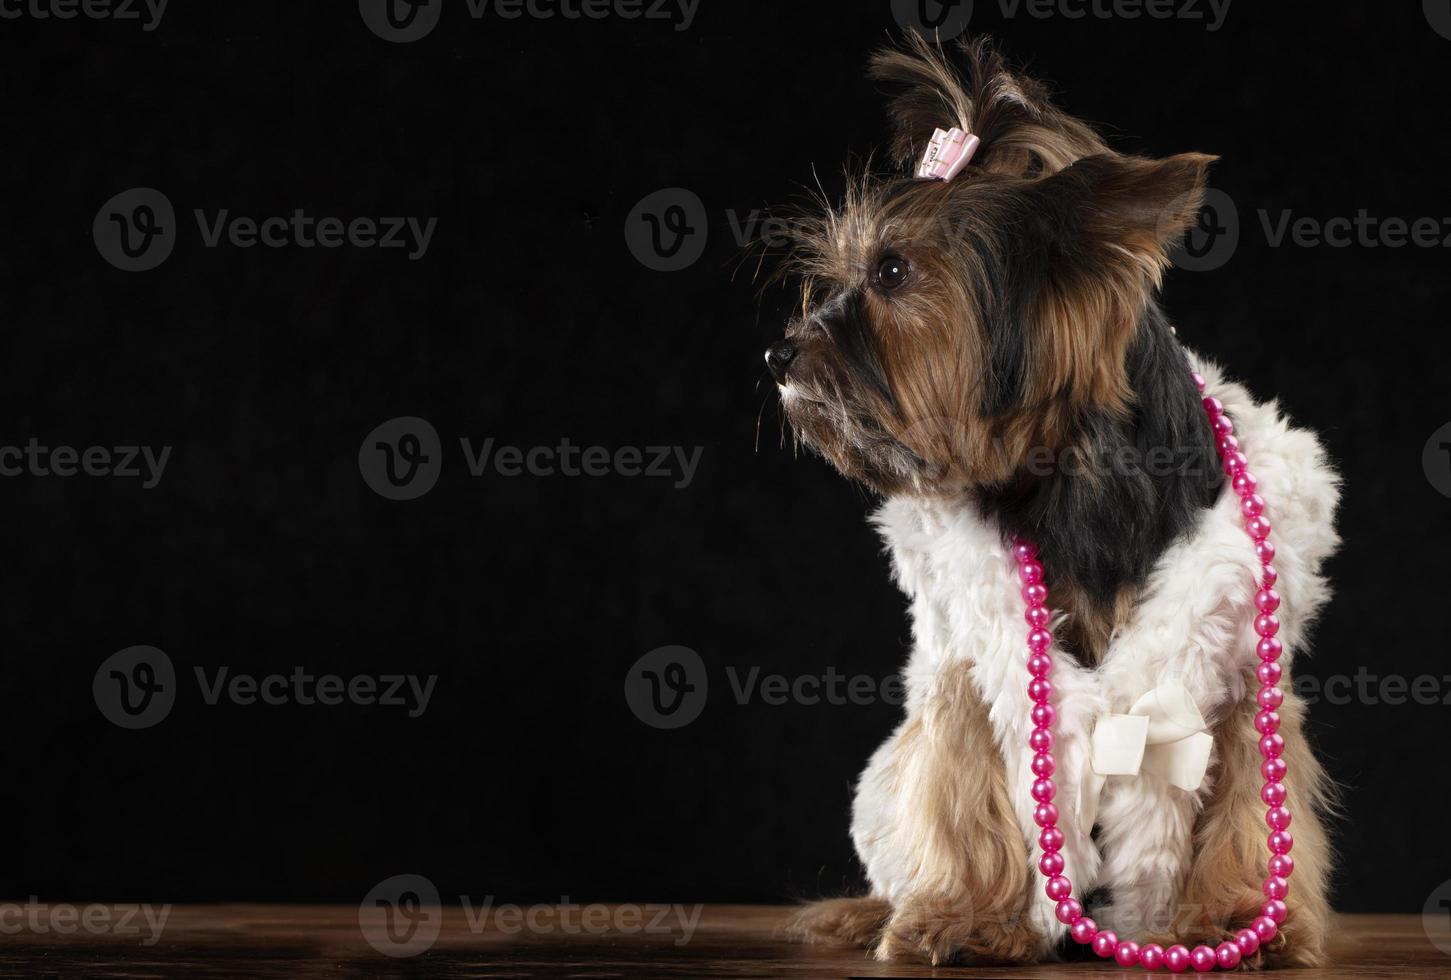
1032,778,1056,803
1055,898,1083,924
1257,685,1284,709
1027,653,1053,678
1255,613,1280,637
1070,916,1097,943
1219,434,1240,455
1266,806,1292,830
1233,471,1259,496
1203,396,1224,416
1040,827,1065,852
1026,604,1051,628
1256,661,1282,686
1216,941,1242,969
1247,515,1273,540
1034,803,1059,828
1261,782,1287,806
1255,539,1277,564
1190,944,1217,972
1115,941,1141,967
1092,931,1119,958
1256,588,1280,613
1012,541,1037,562
1039,850,1064,875
1264,874,1289,899
1213,415,1235,436
1023,582,1048,605
1019,560,1044,585
1253,915,1278,942
1029,728,1053,752
1261,563,1278,586
1269,829,1294,854
1164,944,1191,973
1029,678,1053,703
1269,853,1295,878
1032,704,1056,727
1031,753,1055,778
1255,709,1280,734
1045,874,1071,900
1140,943,1165,970
1263,899,1288,923
1241,494,1265,517
1259,733,1285,758
1235,928,1260,956
1192,373,1207,392
1262,757,1287,782
1028,628,1052,653
1224,451,1248,476
1257,637,1283,661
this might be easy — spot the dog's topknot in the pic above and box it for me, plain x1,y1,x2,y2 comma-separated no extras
869,33,1110,179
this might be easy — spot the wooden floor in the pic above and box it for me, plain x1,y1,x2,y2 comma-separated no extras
0,905,1442,978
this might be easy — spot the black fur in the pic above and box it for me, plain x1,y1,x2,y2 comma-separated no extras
976,302,1223,609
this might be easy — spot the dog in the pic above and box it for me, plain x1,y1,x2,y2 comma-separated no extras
768,35,1338,968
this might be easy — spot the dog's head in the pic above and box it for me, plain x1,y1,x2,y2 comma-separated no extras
768,35,1213,496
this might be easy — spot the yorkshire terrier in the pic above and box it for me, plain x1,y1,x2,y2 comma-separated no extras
771,35,1338,968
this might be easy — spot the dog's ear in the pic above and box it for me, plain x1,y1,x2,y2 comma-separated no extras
870,33,1109,178
1034,152,1216,281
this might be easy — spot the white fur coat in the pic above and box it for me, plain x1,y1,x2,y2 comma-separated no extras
850,356,1340,952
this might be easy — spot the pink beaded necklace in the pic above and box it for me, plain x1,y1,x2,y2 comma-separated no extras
1014,369,1292,973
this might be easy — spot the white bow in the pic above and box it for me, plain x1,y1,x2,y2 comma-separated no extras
1077,684,1213,833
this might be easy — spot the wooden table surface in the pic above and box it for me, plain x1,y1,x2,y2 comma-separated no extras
0,905,1443,978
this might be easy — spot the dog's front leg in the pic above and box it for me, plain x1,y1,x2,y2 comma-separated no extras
870,659,1041,965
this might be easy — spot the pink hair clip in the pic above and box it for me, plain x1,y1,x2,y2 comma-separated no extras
917,126,980,181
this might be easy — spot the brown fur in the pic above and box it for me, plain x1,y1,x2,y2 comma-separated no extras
794,660,1040,965
1149,680,1334,967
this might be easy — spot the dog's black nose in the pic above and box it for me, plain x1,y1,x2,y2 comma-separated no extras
765,340,797,382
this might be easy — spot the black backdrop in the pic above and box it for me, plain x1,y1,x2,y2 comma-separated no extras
1,1,1448,914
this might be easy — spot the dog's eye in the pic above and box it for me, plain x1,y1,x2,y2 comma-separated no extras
877,255,910,290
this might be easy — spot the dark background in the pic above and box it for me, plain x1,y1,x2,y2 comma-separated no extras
1,1,1447,914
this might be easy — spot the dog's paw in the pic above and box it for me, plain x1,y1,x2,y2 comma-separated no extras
873,895,1039,965
786,896,891,949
